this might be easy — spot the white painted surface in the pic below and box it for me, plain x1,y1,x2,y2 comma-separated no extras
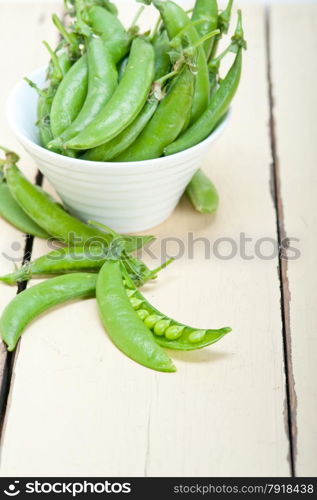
0,3,292,477
0,3,62,388
270,3,317,477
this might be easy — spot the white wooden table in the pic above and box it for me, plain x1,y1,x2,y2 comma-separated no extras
0,1,316,477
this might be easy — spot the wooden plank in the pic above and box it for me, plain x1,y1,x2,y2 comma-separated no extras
1,4,290,476
270,4,317,477
0,3,61,409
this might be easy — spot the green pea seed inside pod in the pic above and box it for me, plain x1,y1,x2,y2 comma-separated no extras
137,309,150,321
154,319,171,336
96,260,176,373
129,297,143,310
144,314,163,330
165,325,184,340
122,277,231,351
188,330,207,344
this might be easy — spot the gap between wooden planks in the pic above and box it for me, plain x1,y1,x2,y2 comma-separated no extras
269,3,317,477
0,2,294,477
0,2,62,425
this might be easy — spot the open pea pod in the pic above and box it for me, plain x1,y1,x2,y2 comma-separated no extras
123,268,231,351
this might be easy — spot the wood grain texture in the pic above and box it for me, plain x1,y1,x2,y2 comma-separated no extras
270,3,317,477
0,3,291,477
0,2,61,405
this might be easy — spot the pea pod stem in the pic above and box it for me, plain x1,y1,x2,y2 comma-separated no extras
218,0,234,34
187,29,220,51
155,69,179,87
52,14,82,58
24,78,47,98
147,257,174,278
209,42,235,73
129,5,145,30
150,14,162,40
170,18,211,42
42,41,63,81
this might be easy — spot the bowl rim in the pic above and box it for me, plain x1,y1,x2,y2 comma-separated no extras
6,65,231,170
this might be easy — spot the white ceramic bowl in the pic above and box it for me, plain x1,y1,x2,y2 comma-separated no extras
7,67,230,233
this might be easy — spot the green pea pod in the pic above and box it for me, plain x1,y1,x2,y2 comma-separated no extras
88,5,130,64
186,169,219,214
50,55,88,138
83,98,158,161
64,38,155,150
115,66,195,162
82,0,118,16
0,273,97,351
118,56,128,81
124,273,231,351
0,181,49,238
4,155,154,251
36,49,72,149
192,0,218,58
37,93,55,150
97,260,176,373
165,48,242,156
209,68,218,99
49,37,118,149
152,30,171,80
153,0,209,124
0,248,157,287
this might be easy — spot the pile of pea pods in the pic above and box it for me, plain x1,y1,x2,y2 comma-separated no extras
0,148,231,371
0,0,246,372
32,0,246,214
